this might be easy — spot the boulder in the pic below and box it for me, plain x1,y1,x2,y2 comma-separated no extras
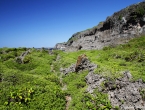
85,72,105,93
108,71,145,109
60,54,97,75
86,70,145,109
15,49,31,64
60,64,76,75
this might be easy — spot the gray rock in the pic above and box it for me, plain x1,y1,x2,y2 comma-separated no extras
15,49,31,64
125,71,132,79
107,72,145,109
85,72,105,93
60,57,97,75
56,2,145,52
85,70,145,109
60,64,76,75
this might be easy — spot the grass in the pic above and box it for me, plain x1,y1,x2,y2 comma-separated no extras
0,49,66,110
56,36,145,81
0,35,145,109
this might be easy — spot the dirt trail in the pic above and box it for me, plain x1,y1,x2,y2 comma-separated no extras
65,95,72,110
51,54,72,110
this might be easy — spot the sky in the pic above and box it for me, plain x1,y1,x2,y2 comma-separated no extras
0,0,143,48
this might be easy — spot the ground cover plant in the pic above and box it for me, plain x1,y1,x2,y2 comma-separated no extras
0,35,145,109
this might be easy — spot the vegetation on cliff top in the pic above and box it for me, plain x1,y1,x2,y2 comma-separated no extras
0,35,145,109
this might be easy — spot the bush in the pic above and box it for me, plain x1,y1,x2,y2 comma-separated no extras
5,88,34,105
136,6,145,16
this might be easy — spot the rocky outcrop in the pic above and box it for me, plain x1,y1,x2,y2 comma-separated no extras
15,49,31,64
108,71,145,109
55,43,66,50
60,54,97,75
85,71,145,109
56,2,145,51
75,54,87,72
60,64,76,75
85,72,105,93
60,54,145,109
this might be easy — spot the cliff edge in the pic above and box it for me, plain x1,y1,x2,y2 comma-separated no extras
55,1,145,51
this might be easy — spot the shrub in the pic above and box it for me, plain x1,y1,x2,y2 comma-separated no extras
118,15,122,20
5,88,34,105
136,6,145,16
23,55,32,64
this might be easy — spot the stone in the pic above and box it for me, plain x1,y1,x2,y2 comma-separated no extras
60,55,97,75
85,70,145,109
60,64,76,75
85,72,105,93
125,71,132,79
56,2,145,52
15,49,31,64
107,71,145,109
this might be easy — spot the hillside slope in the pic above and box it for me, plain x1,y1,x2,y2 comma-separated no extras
1,2,145,110
0,35,145,109
55,1,145,51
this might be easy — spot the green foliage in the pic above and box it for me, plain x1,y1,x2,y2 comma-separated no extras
118,15,122,20
0,35,145,109
67,36,78,43
136,6,145,16
103,46,112,51
0,48,66,110
62,71,112,109
80,90,112,110
23,55,32,64
4,48,17,53
139,88,145,101
6,87,34,105
99,21,103,24
124,50,145,62
114,106,119,110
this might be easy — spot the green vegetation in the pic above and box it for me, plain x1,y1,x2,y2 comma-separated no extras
139,88,145,101
67,36,79,44
118,15,122,20
135,6,145,16
0,35,145,109
0,49,65,110
57,35,145,81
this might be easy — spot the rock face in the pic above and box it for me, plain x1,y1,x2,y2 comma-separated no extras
85,71,145,109
55,43,66,50
75,54,95,72
108,71,145,109
60,54,97,75
56,2,145,51
85,72,105,93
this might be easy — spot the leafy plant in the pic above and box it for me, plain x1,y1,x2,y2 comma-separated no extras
118,15,122,20
136,6,145,16
139,88,145,101
0,35,145,109
5,88,34,105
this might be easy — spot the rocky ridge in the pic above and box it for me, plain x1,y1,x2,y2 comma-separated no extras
60,55,145,109
55,2,145,51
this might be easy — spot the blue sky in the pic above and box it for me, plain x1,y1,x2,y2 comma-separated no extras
0,0,143,48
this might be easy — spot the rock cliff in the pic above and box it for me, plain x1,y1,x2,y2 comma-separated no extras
56,1,145,51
